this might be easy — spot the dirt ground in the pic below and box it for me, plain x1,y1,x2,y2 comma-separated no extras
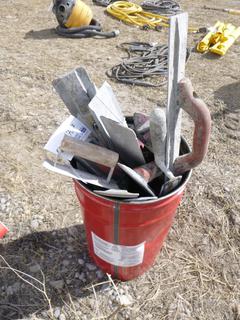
0,0,239,319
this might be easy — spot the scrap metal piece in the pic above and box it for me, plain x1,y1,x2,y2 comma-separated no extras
134,161,162,183
43,160,119,189
118,163,155,196
101,116,146,168
94,189,139,198
88,81,127,147
52,68,95,129
133,112,150,134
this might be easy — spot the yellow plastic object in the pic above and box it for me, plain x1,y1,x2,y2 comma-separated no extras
197,21,240,55
65,0,93,28
210,24,240,55
197,21,223,52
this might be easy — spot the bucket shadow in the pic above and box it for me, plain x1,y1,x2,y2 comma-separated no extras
24,28,59,40
213,81,240,139
0,224,108,319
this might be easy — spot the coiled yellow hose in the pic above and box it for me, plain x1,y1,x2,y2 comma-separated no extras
106,1,200,32
106,1,169,29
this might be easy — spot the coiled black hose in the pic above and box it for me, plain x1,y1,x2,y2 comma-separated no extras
107,42,190,87
140,0,181,15
55,19,119,38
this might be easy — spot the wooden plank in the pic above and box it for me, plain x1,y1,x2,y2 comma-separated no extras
60,135,119,169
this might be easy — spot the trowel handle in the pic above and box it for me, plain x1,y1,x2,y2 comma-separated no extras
173,78,211,176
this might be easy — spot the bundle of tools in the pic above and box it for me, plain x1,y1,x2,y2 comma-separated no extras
52,0,119,38
107,42,190,87
44,13,211,201
197,21,240,56
140,0,181,15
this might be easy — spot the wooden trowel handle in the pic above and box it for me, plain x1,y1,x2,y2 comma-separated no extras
61,135,119,168
173,78,211,176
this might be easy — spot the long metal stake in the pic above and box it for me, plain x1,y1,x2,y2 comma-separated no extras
165,13,188,172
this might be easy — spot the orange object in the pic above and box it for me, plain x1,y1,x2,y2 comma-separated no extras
0,222,9,239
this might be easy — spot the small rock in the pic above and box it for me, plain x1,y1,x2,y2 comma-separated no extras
29,264,41,273
119,294,134,306
101,284,110,292
54,307,61,318
31,220,39,229
59,314,66,320
12,282,20,292
62,260,69,266
75,272,80,279
229,210,240,226
224,186,230,192
1,198,7,205
41,311,48,317
79,273,86,281
78,258,85,265
86,263,97,271
50,280,64,290
96,270,104,279
6,286,13,295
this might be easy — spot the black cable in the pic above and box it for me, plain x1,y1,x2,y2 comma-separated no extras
107,42,169,87
92,0,118,7
55,19,119,38
140,0,181,15
107,42,191,87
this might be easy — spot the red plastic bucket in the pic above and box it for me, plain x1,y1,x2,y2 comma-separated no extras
74,139,191,281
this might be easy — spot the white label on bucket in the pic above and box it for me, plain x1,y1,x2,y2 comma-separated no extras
91,232,145,267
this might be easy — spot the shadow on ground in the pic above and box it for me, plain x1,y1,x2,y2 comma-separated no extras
214,81,240,112
0,224,108,319
24,28,59,40
213,81,240,139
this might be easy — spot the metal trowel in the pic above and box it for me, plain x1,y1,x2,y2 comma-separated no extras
150,107,182,196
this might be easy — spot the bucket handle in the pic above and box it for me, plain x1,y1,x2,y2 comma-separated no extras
173,78,211,176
